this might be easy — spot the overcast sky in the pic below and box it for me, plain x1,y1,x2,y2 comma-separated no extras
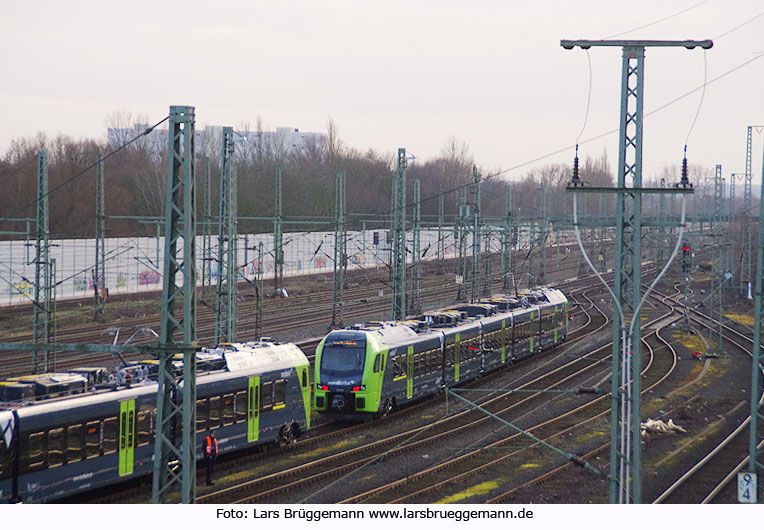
2,0,763,185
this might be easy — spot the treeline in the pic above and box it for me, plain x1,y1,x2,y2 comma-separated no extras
0,118,619,239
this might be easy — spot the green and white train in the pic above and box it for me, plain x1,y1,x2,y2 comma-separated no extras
313,288,568,418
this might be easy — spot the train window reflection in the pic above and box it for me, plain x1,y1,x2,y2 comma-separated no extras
136,410,151,446
209,396,221,429
48,428,64,467
25,432,45,470
85,421,101,458
103,417,118,455
67,423,83,463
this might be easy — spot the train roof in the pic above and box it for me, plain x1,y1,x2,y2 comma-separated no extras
217,341,309,373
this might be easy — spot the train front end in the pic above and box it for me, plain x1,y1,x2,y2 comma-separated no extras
313,329,383,417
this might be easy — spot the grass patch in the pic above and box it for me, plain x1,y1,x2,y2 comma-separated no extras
435,480,503,504
725,313,754,327
670,331,705,353
291,438,356,460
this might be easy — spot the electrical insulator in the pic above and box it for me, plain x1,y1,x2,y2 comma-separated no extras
569,145,583,187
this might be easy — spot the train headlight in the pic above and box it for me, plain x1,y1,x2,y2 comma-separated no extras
351,385,366,392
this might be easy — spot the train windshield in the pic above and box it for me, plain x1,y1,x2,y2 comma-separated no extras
320,334,367,378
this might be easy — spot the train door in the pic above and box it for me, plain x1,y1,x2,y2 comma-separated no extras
406,345,414,399
501,319,508,363
247,376,260,443
118,399,135,476
454,333,461,382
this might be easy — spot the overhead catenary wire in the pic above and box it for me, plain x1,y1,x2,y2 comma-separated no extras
0,115,170,227
602,0,714,40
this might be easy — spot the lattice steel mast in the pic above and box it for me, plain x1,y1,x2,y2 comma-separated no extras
33,150,51,373
562,39,710,504
152,106,198,504
214,127,238,344
391,148,407,320
332,171,346,328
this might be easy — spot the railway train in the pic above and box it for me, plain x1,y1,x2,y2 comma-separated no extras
0,340,311,503
0,287,568,502
313,287,569,418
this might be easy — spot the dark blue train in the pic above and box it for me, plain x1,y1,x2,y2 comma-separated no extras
0,340,311,503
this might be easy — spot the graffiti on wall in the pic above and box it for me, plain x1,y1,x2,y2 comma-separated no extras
138,270,161,286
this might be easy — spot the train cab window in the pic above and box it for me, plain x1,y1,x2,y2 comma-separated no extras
136,410,152,446
235,391,247,423
223,394,235,426
22,432,45,471
48,428,65,467
85,420,101,458
196,398,208,432
103,417,118,455
208,396,222,429
67,423,84,463
273,380,286,408
261,381,274,410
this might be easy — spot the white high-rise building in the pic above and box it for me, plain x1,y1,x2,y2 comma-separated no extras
107,124,326,159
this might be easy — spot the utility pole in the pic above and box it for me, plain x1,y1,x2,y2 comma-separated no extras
391,148,407,320
502,183,513,292
456,186,468,301
437,188,445,275
33,150,51,373
331,171,346,328
562,39,709,504
214,127,237,344
743,126,762,299
274,168,283,293
200,156,213,299
94,152,106,321
471,165,480,302
410,179,422,314
748,128,764,503
153,105,198,504
539,187,547,286
255,241,264,339
708,165,725,355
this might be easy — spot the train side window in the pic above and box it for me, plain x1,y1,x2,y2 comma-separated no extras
273,380,286,408
430,349,439,372
85,421,101,458
261,381,273,410
235,391,247,423
393,356,405,379
223,394,235,426
103,417,118,455
67,423,84,463
373,354,381,373
196,398,208,432
136,410,151,446
301,368,309,388
23,432,45,471
208,396,222,429
48,427,65,467
381,354,385,372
